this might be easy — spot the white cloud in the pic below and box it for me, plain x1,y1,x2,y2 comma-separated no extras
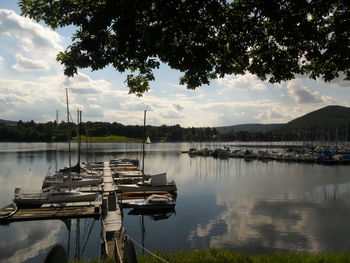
63,72,111,94
0,9,63,73
120,102,153,112
12,53,49,71
160,110,182,119
0,9,62,54
324,73,350,88
217,73,267,91
167,82,187,90
173,103,184,111
287,80,336,104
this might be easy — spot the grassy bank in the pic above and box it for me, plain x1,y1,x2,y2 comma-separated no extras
71,249,350,263
71,135,141,143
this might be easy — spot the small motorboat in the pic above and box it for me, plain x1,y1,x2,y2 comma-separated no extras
127,194,176,210
0,203,17,219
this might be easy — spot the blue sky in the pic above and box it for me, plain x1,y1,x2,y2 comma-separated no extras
1,2,349,127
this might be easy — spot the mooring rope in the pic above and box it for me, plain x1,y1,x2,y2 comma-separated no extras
126,234,170,263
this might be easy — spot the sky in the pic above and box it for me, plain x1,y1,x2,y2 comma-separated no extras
1,2,350,128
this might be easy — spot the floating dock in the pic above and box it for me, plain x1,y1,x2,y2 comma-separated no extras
2,201,100,223
101,161,125,262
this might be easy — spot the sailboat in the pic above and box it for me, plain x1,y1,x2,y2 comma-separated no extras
146,136,151,144
13,188,98,206
42,102,102,190
117,110,177,194
117,173,177,193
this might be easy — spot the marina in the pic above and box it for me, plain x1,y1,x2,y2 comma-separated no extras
1,142,350,262
185,143,350,164
0,157,178,262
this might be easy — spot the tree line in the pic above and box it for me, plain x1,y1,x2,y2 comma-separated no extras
0,120,218,142
1,119,348,143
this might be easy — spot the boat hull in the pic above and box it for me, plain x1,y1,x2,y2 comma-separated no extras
14,192,98,206
117,184,177,193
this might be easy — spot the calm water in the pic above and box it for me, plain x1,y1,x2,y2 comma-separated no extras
1,142,350,262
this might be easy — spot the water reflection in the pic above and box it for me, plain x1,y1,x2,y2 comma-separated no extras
0,220,64,263
2,142,350,259
188,190,350,254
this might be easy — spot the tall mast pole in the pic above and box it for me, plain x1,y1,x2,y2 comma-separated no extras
77,109,81,166
142,110,147,183
66,88,71,169
56,110,58,128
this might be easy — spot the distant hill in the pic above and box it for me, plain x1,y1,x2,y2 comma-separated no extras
282,105,350,130
0,119,17,125
216,123,284,133
215,105,350,138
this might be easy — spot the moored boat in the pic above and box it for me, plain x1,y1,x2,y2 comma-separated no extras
14,188,99,206
117,173,177,193
127,194,175,210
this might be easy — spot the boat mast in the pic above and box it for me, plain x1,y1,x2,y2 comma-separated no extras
66,88,72,170
77,109,82,167
142,110,147,183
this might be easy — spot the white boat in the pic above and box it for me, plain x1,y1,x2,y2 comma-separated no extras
127,194,175,210
42,173,102,189
13,188,99,206
117,173,177,193
0,203,17,219
146,136,151,144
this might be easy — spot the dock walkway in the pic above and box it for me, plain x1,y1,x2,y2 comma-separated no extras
101,161,125,262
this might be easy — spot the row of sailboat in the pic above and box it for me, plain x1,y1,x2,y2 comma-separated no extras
10,107,177,211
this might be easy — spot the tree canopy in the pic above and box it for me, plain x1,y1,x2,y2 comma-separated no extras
19,0,350,96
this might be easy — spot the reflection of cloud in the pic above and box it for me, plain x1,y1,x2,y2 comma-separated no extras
188,219,218,239
188,193,350,253
0,221,63,263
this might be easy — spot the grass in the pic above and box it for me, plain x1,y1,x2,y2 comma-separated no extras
71,135,141,143
136,249,350,263
68,249,350,263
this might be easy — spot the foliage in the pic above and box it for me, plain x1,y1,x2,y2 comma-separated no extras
137,249,350,263
0,120,217,142
19,0,350,95
70,258,115,263
218,106,350,142
72,135,141,143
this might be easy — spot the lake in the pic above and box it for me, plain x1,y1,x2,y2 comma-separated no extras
1,142,350,262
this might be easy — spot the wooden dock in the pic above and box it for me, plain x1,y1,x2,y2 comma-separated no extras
0,159,157,262
1,201,101,223
101,161,125,262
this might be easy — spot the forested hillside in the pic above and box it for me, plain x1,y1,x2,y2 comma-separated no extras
0,120,217,142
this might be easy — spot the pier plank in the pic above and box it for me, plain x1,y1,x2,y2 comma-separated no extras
4,205,99,222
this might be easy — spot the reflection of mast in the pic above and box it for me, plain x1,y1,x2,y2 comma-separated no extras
75,218,81,260
139,215,145,255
